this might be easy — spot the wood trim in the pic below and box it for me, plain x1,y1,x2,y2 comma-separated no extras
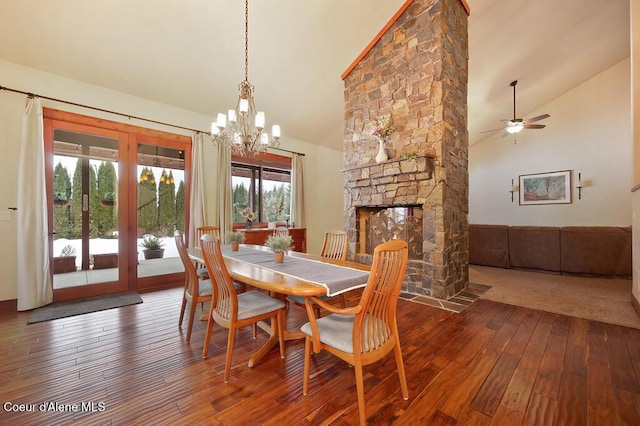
341,0,470,81
232,151,292,169
44,108,191,143
633,291,640,318
0,298,17,313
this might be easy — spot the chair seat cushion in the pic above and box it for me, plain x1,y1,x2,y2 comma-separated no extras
237,291,285,320
198,279,213,297
196,267,209,278
301,314,355,353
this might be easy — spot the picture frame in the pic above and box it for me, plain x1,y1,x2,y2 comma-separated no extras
519,170,572,205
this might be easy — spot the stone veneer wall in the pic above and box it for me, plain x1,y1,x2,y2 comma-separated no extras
343,0,469,299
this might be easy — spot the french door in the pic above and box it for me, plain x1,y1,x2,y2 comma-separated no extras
44,109,191,301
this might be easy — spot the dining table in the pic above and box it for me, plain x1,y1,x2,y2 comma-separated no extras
188,243,371,367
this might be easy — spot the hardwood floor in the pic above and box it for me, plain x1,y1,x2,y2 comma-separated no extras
1,287,639,425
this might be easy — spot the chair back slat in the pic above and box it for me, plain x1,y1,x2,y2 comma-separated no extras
354,240,408,354
200,234,237,321
174,230,198,297
320,230,348,261
196,226,220,247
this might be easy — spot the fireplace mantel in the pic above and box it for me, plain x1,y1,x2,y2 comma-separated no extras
341,155,436,173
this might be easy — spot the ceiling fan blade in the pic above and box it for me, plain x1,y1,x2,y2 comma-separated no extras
481,127,504,134
526,114,550,123
525,124,546,129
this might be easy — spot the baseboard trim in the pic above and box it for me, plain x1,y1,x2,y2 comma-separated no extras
632,292,640,318
0,298,17,313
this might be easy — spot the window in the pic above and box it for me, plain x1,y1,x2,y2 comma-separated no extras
231,153,291,224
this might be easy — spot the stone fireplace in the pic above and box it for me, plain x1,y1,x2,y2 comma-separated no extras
342,0,469,299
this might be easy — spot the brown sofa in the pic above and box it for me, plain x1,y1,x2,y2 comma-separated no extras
469,224,632,277
560,226,632,276
468,224,510,268
508,226,561,273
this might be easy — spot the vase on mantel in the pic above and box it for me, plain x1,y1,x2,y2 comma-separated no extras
375,138,388,163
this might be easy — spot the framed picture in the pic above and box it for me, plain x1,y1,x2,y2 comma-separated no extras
519,170,572,205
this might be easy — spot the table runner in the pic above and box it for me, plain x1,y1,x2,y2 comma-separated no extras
221,245,369,296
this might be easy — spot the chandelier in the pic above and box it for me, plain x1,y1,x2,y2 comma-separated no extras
210,0,280,156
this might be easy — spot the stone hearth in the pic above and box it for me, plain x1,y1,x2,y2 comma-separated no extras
342,0,469,299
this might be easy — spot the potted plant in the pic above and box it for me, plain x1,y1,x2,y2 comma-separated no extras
53,244,77,273
264,234,293,263
53,191,69,206
140,235,165,259
225,231,245,251
100,191,115,207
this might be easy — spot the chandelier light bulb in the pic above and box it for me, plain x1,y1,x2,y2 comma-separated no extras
260,133,269,145
255,111,265,130
228,109,236,123
239,99,249,114
272,124,281,139
216,113,226,129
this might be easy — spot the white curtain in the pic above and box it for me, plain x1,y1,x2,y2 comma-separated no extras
188,132,206,246
217,141,233,241
291,153,305,228
17,97,52,311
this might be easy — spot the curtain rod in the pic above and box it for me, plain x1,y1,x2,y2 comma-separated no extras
0,84,305,157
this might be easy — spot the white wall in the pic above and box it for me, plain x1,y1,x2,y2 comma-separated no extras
469,58,632,226
0,59,344,302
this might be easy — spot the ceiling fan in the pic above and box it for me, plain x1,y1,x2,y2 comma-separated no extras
483,80,550,140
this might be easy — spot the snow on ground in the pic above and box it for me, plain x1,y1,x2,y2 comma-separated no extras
53,236,178,268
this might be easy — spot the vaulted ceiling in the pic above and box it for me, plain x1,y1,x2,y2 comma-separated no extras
0,0,630,150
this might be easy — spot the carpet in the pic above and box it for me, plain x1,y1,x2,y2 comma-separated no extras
470,265,640,330
27,291,143,324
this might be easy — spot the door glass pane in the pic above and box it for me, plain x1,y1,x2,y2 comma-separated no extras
137,143,185,278
52,130,119,289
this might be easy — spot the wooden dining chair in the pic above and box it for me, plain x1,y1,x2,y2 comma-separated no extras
286,230,349,316
194,226,220,277
319,230,348,260
301,240,409,425
175,230,213,342
196,226,220,244
200,233,286,382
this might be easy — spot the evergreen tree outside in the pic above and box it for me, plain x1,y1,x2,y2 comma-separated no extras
53,162,72,239
157,169,176,236
263,183,290,222
70,158,83,238
95,161,117,237
175,181,185,232
71,160,99,238
137,167,158,235
88,164,99,238
232,183,250,223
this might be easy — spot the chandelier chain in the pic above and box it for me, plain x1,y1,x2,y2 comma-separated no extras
244,0,249,83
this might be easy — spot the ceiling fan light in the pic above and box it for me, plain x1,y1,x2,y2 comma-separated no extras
506,123,524,134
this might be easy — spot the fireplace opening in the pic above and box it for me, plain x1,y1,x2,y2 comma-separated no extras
356,206,423,260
